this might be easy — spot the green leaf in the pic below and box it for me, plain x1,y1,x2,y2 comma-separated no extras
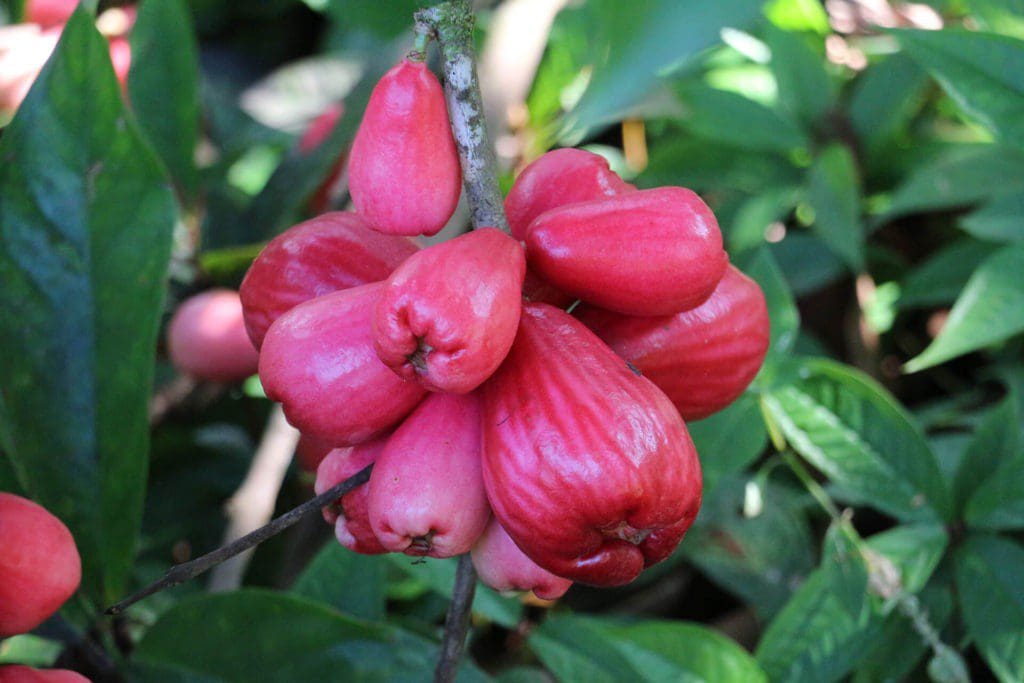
726,185,801,253
688,396,768,495
807,144,864,271
755,555,879,682
0,10,176,604
762,359,951,521
880,144,1024,220
906,244,1024,371
291,543,387,621
132,589,487,683
865,523,948,594
765,0,830,34
953,396,1020,516
562,0,764,136
387,555,521,629
741,247,800,355
767,232,846,296
683,478,814,618
969,0,1024,39
960,191,1024,243
764,24,833,129
531,614,768,683
848,54,929,158
128,0,200,201
955,535,1024,682
897,29,1024,151
0,634,63,666
673,83,808,153
641,137,800,195
899,238,1000,309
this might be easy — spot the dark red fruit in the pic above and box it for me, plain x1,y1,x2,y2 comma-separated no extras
525,187,728,316
348,59,461,236
482,303,702,587
505,148,634,241
258,282,426,445
374,228,525,393
240,212,419,349
576,265,770,420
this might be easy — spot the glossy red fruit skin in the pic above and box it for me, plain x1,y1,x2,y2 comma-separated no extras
240,212,419,349
374,228,525,393
525,186,728,316
471,516,572,600
259,282,426,445
482,303,702,587
576,265,770,421
348,59,460,236
0,665,90,683
505,148,634,241
167,289,259,383
0,494,81,638
368,392,489,558
315,439,388,555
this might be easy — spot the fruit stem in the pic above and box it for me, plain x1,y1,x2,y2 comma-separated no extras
103,464,373,615
434,554,478,683
409,30,431,63
415,0,509,232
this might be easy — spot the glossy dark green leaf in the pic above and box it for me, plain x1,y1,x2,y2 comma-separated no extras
906,244,1024,371
897,29,1024,150
762,359,951,521
128,0,200,200
726,185,801,253
881,144,1024,220
767,232,846,296
387,555,521,628
960,191,1024,243
0,10,176,604
683,478,814,618
764,24,833,129
865,523,948,594
673,83,807,153
899,238,1000,309
755,552,878,682
807,144,863,271
954,535,1024,682
742,247,799,355
562,0,764,136
531,614,768,683
953,396,1020,516
641,137,801,195
688,396,768,495
132,590,487,683
291,543,387,621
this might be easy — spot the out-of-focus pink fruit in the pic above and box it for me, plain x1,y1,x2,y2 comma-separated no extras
24,0,77,28
0,665,90,682
167,289,259,383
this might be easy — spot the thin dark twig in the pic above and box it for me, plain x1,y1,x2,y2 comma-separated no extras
104,464,373,615
434,554,477,683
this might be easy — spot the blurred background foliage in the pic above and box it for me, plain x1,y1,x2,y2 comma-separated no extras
2,0,1024,681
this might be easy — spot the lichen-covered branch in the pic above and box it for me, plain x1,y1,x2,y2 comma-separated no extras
416,1,509,232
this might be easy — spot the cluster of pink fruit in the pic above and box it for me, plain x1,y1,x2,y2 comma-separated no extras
0,493,87,682
233,55,770,597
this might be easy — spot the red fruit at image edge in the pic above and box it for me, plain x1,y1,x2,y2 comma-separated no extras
315,439,389,555
348,59,461,236
24,0,77,28
167,289,259,384
240,212,419,349
0,493,82,638
482,303,702,587
258,282,426,446
577,265,770,421
471,516,572,600
525,186,728,316
505,148,634,241
374,227,525,393
0,666,90,683
368,392,490,558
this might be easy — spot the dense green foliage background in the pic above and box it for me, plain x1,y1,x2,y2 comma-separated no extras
1,0,1023,680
